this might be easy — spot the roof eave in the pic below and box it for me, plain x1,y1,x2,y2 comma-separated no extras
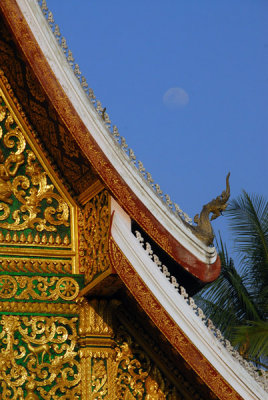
0,0,220,283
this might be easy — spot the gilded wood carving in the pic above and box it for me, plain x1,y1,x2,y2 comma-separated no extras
79,190,110,283
0,315,80,399
0,95,69,233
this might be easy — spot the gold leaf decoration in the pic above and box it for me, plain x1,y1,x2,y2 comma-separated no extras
0,275,79,301
0,315,81,399
0,96,70,232
79,190,110,282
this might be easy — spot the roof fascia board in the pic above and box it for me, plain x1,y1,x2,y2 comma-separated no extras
110,210,266,400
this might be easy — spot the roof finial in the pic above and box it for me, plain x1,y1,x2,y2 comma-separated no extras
186,173,230,246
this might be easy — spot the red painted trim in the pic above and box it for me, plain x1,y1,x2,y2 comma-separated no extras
108,236,242,400
0,0,221,283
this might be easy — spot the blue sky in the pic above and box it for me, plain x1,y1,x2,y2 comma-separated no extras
46,0,267,264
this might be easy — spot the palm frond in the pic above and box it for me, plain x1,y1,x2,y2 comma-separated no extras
233,321,268,360
227,191,268,280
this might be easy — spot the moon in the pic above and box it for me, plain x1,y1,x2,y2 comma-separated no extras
163,87,189,108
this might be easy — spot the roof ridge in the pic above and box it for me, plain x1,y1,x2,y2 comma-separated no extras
37,0,193,226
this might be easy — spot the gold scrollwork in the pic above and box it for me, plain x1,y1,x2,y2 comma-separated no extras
0,96,70,232
115,329,179,400
0,275,79,301
0,315,81,399
79,190,110,282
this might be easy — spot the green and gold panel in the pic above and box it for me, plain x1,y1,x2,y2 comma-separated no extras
0,71,78,274
0,272,83,399
0,313,80,399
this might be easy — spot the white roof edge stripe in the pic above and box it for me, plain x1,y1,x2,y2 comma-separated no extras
17,0,217,265
111,210,267,400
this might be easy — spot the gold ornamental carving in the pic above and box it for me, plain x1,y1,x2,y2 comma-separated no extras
115,329,176,400
79,190,110,283
0,315,81,399
0,275,79,301
186,173,230,245
0,70,77,274
79,297,117,337
0,97,69,232
0,301,79,315
0,257,72,274
78,299,179,400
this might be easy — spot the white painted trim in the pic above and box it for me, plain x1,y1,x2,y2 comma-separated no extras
16,0,217,265
111,209,267,400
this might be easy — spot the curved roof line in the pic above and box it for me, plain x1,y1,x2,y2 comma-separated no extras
109,209,267,400
0,0,220,282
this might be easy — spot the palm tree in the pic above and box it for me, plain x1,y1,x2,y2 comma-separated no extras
195,191,268,366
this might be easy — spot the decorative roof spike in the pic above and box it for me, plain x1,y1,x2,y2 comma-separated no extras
47,11,54,27
154,184,163,197
197,307,206,321
120,137,128,151
67,50,74,66
96,100,103,114
174,203,183,215
215,329,224,341
153,254,161,267
88,88,96,104
189,297,197,309
146,172,154,185
145,242,153,258
207,319,216,332
103,111,111,128
41,0,48,15
171,276,179,289
165,194,173,208
224,340,234,352
60,37,68,53
162,265,170,278
53,24,61,42
112,125,120,141
128,149,136,162
135,231,144,244
183,213,192,224
74,64,82,79
81,76,88,91
179,286,188,300
138,161,145,175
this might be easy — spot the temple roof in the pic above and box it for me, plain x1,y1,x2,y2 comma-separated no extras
0,1,267,398
0,0,223,285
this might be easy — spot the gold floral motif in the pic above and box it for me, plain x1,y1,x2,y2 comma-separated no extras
0,314,80,399
0,95,70,232
115,329,181,400
92,358,108,398
79,190,110,283
0,275,79,301
0,275,16,298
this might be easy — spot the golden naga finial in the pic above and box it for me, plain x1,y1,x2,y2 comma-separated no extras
186,173,230,246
